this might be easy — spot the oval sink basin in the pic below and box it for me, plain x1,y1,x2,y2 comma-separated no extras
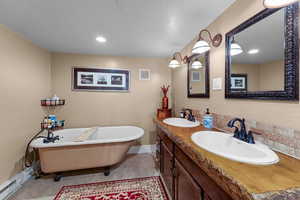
191,131,279,165
163,118,200,128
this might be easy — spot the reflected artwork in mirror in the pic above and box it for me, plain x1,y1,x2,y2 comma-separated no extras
187,52,210,98
225,3,298,100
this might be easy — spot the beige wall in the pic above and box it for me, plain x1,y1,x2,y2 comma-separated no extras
232,63,260,91
232,60,284,91
173,0,300,130
259,60,284,91
0,25,51,183
189,68,206,93
51,53,171,146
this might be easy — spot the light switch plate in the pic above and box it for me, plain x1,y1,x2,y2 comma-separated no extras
213,78,222,90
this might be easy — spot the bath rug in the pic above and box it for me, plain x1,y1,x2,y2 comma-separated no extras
54,176,169,200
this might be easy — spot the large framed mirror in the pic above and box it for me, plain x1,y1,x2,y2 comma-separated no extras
187,52,210,98
225,3,299,100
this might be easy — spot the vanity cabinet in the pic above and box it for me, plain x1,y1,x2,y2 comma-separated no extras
156,127,233,200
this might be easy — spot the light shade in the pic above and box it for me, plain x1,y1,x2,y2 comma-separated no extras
168,58,180,68
192,40,211,54
263,0,298,8
230,42,243,56
191,61,203,69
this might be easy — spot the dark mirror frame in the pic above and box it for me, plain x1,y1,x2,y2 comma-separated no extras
225,3,299,100
187,52,210,98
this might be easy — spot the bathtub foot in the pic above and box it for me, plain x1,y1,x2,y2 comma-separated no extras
54,173,63,182
104,167,110,176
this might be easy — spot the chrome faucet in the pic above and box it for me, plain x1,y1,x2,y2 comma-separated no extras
227,118,255,144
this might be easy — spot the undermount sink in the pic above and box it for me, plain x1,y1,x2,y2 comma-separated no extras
163,118,200,128
191,131,279,165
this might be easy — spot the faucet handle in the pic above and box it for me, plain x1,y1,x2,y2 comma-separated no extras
246,131,255,144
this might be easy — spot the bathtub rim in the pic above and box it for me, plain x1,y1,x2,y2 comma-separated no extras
30,126,144,149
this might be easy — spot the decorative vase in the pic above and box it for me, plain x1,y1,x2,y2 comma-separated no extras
161,85,170,109
162,96,168,109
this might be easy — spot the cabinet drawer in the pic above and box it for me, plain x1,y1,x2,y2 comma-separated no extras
175,146,232,200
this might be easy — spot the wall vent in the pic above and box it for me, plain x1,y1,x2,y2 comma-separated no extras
139,69,151,81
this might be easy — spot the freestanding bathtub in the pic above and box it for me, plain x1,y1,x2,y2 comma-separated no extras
30,126,144,178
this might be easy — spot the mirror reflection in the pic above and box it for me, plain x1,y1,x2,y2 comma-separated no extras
230,9,284,92
188,53,208,97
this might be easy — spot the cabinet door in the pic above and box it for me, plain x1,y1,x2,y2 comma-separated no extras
161,142,174,198
174,159,202,200
204,194,212,200
155,133,161,171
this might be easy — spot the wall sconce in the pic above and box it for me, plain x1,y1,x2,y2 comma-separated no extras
263,0,298,8
168,52,188,68
192,29,222,54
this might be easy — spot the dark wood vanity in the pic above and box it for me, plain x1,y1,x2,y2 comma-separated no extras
154,117,300,200
156,126,232,200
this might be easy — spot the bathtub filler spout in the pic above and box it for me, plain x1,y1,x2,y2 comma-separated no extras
43,130,60,143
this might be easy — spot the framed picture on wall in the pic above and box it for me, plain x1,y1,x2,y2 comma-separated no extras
73,67,130,92
230,74,247,91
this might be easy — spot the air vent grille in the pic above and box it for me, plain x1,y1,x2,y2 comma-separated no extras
139,69,151,81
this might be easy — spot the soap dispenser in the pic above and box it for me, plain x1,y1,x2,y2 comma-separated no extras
203,108,213,129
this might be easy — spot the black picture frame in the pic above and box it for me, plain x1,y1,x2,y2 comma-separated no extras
225,3,299,100
187,52,210,98
230,74,248,91
73,67,130,92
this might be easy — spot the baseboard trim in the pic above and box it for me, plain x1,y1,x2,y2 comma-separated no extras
128,145,156,154
0,167,33,200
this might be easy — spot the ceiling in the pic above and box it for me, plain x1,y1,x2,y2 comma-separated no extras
0,0,235,57
232,8,284,65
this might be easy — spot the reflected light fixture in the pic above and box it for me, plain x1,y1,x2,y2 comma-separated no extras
96,36,107,43
230,37,243,56
192,29,222,54
191,60,203,69
248,49,259,54
168,52,188,68
263,0,298,8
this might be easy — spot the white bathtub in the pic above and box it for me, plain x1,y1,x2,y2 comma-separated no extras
30,126,144,174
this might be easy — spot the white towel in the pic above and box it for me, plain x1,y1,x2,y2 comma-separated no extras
73,127,97,142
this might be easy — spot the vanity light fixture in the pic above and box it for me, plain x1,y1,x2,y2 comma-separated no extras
191,60,203,69
263,0,298,8
230,37,243,56
192,29,222,54
96,36,107,43
168,52,188,68
248,49,259,54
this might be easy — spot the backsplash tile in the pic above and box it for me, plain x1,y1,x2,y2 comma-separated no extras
188,109,300,159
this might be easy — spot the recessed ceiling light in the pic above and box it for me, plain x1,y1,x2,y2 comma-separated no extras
96,36,107,43
248,49,259,54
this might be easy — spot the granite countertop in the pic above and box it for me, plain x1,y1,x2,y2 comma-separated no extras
154,118,300,200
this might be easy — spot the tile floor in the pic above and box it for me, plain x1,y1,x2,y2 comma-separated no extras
9,154,158,200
